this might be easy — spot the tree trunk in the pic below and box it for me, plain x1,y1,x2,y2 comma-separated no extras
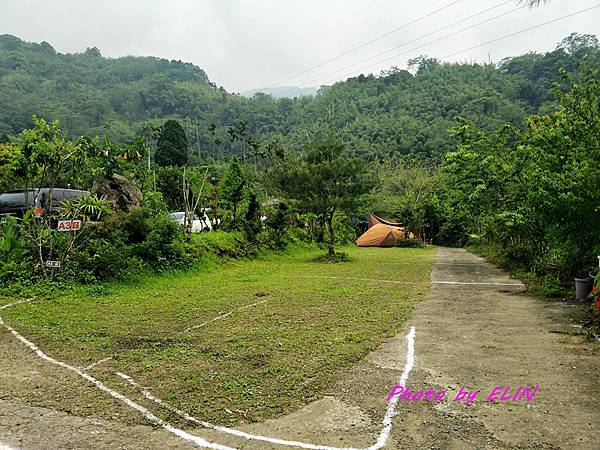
327,213,335,256
232,202,237,230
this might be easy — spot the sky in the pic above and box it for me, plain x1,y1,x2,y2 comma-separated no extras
0,0,599,92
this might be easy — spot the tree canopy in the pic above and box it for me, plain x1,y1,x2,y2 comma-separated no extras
272,130,373,255
156,120,188,166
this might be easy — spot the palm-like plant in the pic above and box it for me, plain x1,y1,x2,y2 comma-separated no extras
59,194,112,221
0,215,27,257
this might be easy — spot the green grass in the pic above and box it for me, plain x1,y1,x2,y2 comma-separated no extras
1,245,434,425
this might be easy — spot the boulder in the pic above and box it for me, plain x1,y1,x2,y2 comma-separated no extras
91,174,143,213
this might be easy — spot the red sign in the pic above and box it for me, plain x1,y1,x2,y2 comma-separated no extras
57,220,82,232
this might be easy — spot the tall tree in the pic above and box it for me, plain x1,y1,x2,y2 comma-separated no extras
220,157,246,229
243,191,262,240
272,131,373,256
155,120,188,167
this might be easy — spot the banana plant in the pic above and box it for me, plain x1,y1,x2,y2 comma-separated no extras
59,194,112,221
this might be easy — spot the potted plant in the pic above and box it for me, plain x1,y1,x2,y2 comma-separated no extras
575,267,594,300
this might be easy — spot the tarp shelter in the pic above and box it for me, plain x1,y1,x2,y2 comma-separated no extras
356,213,415,247
356,223,405,247
367,212,403,229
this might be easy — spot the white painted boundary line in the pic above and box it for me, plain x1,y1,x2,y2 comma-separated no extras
84,356,113,371
431,281,522,286
184,300,268,333
371,326,415,449
116,326,417,450
291,275,417,285
0,298,36,310
0,295,417,449
0,316,235,450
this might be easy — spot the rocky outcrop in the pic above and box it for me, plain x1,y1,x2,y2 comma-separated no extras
91,174,142,213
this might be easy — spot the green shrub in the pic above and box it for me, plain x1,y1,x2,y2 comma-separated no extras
256,229,290,251
263,202,292,245
192,231,245,258
242,192,262,241
0,216,35,286
311,252,351,263
133,213,188,268
536,274,571,298
0,259,32,285
63,231,144,283
395,238,425,248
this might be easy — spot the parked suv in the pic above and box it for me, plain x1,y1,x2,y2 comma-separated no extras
0,188,90,217
169,210,218,232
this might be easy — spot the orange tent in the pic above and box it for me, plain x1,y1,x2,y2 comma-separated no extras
367,212,404,229
356,223,403,247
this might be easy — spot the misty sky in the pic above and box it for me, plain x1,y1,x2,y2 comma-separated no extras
1,0,598,92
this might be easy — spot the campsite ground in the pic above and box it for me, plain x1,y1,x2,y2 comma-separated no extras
1,246,599,449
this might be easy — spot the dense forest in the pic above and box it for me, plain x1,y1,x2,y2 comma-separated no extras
1,32,598,160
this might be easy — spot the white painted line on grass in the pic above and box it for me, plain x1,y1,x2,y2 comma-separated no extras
184,300,268,333
291,275,417,285
0,298,36,310
116,326,417,450
0,316,236,450
1,293,417,449
84,356,113,371
431,281,522,286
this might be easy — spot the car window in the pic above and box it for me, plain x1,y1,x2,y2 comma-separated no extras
49,190,65,206
0,192,35,208
52,190,79,205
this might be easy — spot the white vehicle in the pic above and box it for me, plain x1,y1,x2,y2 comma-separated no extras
169,211,219,232
169,212,204,233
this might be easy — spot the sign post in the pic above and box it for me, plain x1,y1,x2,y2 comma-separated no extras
57,220,82,232
45,260,61,279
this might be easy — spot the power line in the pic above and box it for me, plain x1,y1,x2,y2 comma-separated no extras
440,4,600,59
282,0,518,94
316,3,600,88
265,0,465,89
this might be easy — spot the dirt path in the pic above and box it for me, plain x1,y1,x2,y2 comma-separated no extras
1,247,598,449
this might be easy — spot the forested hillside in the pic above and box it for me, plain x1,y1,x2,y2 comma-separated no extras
1,30,599,294
0,33,598,159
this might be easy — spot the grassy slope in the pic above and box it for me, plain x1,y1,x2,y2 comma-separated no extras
0,245,434,425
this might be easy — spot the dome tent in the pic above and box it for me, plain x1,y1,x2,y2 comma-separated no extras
355,223,400,247
355,213,411,247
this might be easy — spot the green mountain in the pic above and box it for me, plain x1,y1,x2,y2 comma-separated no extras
0,33,598,159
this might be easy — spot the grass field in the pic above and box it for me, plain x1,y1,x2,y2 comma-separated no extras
0,245,434,425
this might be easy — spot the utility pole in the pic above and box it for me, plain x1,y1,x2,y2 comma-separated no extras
194,118,201,160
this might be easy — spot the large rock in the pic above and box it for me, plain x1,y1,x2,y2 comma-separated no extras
91,174,143,213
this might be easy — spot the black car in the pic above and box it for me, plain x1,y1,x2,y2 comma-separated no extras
0,188,90,217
